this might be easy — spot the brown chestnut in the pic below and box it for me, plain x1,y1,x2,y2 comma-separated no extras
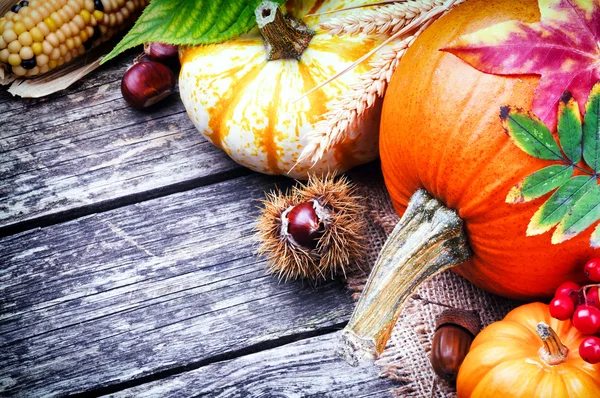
121,61,175,110
282,200,325,250
430,309,481,383
144,42,179,65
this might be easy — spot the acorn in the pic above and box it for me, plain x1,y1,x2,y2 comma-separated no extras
430,308,481,383
256,174,367,281
121,61,176,109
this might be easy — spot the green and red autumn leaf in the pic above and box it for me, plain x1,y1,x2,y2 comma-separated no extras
443,0,600,130
502,81,600,247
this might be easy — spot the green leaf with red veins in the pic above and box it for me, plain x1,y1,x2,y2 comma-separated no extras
442,0,600,130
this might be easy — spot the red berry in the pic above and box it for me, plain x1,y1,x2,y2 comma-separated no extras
572,305,600,335
554,281,581,305
579,336,600,364
549,296,575,320
584,258,600,282
285,201,323,249
586,286,600,310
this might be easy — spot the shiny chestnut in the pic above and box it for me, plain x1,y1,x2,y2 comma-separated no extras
144,42,179,65
283,200,325,250
121,61,175,110
430,309,481,383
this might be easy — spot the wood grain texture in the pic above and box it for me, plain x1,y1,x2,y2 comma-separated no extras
109,332,397,398
0,51,240,233
0,175,368,397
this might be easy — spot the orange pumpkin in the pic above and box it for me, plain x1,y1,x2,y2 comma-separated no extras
380,0,597,299
338,0,600,364
457,303,600,397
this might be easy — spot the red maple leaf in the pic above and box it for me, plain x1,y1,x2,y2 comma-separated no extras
442,0,600,130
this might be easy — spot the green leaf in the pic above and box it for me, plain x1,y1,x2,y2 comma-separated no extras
506,165,573,204
583,82,600,171
500,106,563,161
558,92,582,164
527,176,597,236
553,183,600,244
102,0,284,65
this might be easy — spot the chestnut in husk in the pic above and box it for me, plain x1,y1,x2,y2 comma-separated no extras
121,61,175,109
256,174,367,281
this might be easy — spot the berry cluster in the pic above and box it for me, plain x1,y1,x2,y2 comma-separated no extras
549,258,600,364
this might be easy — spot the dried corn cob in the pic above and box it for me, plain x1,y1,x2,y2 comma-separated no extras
0,0,148,77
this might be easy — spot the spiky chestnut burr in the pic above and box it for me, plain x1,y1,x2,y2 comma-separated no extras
256,174,367,281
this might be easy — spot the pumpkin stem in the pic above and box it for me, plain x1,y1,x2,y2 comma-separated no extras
338,189,471,365
255,1,315,61
536,322,569,365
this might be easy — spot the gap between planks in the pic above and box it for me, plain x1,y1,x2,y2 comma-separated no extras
71,324,348,397
0,167,253,238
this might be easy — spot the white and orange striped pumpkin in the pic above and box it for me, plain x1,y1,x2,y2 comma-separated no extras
178,0,393,178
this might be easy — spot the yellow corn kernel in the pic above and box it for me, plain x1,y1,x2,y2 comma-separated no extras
84,0,94,12
18,31,33,47
80,9,91,24
92,10,103,21
50,12,63,27
35,22,49,37
7,40,21,54
42,40,53,54
48,59,57,68
79,29,88,42
30,26,44,42
73,35,81,48
73,14,85,29
65,37,74,50
0,48,9,63
46,32,59,47
13,21,26,36
50,47,60,59
39,63,50,74
8,53,21,66
55,29,66,43
0,18,7,34
32,41,43,55
12,65,27,76
2,29,17,43
25,66,40,77
36,53,49,66
44,17,57,32
23,16,35,31
29,10,43,25
19,46,34,60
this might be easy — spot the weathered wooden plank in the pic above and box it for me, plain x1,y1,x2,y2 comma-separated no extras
0,51,241,234
108,332,398,398
0,174,361,397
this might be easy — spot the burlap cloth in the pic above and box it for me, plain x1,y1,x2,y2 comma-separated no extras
347,165,520,397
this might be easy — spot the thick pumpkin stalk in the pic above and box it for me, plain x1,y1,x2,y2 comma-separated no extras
537,322,569,366
338,189,471,365
255,1,314,61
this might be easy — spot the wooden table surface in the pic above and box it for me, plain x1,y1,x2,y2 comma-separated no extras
0,50,398,397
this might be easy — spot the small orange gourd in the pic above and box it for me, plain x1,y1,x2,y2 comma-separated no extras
457,303,600,397
338,0,600,365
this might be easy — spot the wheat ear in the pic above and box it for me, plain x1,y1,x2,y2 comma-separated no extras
294,0,463,168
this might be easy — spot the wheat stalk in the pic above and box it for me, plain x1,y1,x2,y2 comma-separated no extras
295,0,464,167
320,0,449,36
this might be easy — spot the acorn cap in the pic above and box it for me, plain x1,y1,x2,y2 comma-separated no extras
435,308,482,336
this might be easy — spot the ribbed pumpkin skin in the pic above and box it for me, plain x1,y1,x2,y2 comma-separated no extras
380,0,598,300
457,303,600,397
179,1,388,178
